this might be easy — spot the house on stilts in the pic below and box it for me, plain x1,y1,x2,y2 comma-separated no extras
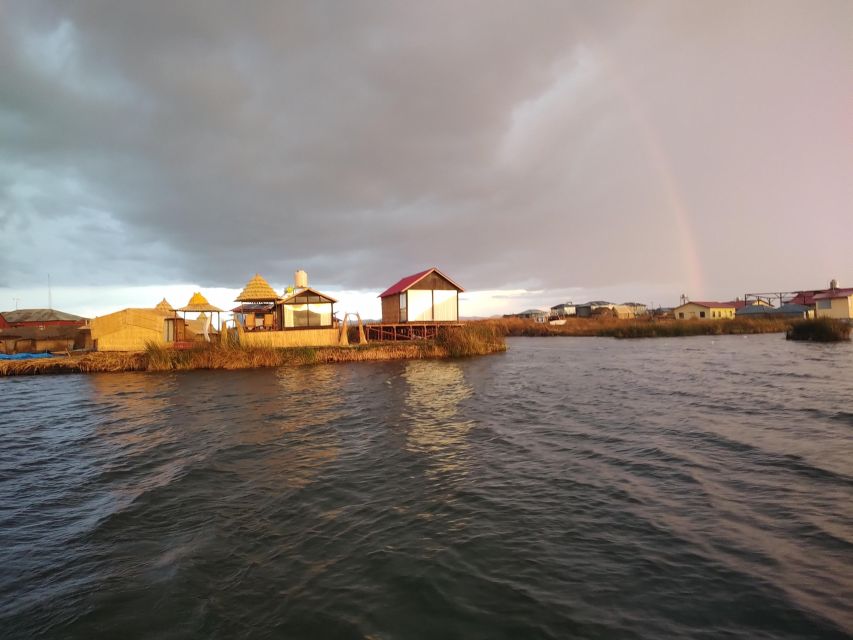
370,267,464,341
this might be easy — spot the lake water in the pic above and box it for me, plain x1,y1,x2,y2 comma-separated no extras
1,335,851,639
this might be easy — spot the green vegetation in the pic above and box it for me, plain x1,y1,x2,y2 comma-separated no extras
786,318,851,342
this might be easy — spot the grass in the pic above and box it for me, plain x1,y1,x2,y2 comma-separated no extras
478,316,793,339
435,323,507,357
786,318,851,342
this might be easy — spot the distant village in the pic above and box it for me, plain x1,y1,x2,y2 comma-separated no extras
503,278,853,325
1,271,851,356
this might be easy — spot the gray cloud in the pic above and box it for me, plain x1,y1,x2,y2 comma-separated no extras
1,1,851,299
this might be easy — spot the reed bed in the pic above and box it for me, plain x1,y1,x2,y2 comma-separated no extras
786,318,851,342
0,324,507,376
478,316,793,338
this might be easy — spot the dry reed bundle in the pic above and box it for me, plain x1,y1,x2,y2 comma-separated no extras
478,316,792,339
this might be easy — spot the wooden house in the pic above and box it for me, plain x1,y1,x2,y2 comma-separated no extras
379,268,463,323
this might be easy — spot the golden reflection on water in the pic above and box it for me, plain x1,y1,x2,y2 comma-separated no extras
231,365,345,489
403,360,473,477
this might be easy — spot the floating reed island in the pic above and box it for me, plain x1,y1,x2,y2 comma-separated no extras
0,324,507,376
786,318,851,342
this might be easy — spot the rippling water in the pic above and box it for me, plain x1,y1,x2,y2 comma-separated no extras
1,335,851,639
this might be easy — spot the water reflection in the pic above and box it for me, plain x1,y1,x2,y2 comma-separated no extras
403,360,473,477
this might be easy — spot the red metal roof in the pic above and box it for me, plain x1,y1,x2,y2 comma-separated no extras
786,291,819,306
679,301,737,309
378,267,464,298
814,287,853,300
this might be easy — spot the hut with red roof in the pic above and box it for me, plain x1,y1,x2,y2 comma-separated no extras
379,267,464,324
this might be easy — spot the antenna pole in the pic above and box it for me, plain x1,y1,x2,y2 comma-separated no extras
48,273,52,309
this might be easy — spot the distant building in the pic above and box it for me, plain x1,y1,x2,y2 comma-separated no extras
814,284,853,321
673,301,737,320
775,303,813,319
724,299,772,311
621,302,647,317
379,267,463,324
550,302,576,317
0,308,90,354
785,291,820,308
0,325,91,355
575,301,615,317
514,309,549,323
0,308,87,328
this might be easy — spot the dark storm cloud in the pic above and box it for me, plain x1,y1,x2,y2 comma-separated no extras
1,1,851,296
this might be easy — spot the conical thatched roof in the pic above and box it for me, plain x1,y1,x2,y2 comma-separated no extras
155,298,175,313
177,292,224,313
236,273,278,302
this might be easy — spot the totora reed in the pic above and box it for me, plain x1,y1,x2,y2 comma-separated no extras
0,325,507,376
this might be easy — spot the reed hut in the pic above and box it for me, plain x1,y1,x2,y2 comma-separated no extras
90,302,180,352
379,267,463,323
234,273,279,331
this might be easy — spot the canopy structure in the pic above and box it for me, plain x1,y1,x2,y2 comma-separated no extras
177,292,223,341
236,273,279,302
178,292,224,313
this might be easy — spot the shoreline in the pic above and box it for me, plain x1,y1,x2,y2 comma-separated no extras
482,317,795,339
4,318,847,377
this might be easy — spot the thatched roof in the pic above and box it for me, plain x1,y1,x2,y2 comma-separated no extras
177,292,224,313
154,298,175,313
1,308,87,323
236,273,278,302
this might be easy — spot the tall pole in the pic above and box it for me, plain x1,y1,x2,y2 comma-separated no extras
48,273,52,309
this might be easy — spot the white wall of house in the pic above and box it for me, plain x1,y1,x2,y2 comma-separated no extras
403,289,458,322
407,290,433,322
434,290,458,321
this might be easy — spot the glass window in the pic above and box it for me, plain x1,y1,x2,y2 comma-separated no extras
817,300,831,309
699,311,706,318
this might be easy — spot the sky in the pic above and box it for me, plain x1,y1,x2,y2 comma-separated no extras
1,1,851,319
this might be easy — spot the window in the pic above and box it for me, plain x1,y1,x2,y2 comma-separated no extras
699,311,706,318
817,300,831,309
679,312,684,319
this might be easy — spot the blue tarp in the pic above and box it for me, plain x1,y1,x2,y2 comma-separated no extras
0,353,55,360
